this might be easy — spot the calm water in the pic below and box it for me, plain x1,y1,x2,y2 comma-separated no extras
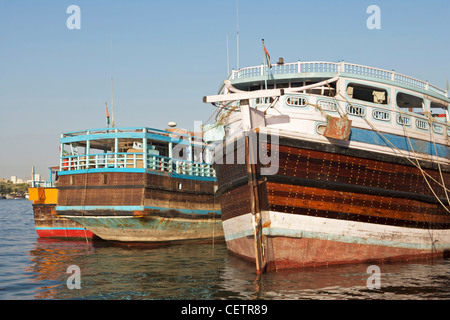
0,199,449,301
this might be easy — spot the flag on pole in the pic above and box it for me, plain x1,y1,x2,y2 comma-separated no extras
105,102,110,127
262,39,272,69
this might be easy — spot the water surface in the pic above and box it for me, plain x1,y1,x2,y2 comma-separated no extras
0,199,449,300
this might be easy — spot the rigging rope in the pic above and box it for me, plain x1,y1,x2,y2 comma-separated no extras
331,91,450,214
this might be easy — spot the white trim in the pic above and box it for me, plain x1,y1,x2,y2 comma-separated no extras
223,211,450,251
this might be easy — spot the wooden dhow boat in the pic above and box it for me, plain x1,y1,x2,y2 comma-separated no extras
57,126,223,244
203,56,450,273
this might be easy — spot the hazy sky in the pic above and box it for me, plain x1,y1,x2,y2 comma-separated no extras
1,0,449,180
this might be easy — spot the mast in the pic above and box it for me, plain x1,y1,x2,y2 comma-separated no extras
227,35,230,76
236,0,239,70
110,35,115,127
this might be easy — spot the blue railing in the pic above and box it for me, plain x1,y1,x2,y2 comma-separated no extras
59,127,216,178
61,152,215,177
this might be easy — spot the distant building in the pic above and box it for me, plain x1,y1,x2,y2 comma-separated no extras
10,176,29,184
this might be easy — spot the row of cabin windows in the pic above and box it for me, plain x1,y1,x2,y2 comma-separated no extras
347,83,448,117
247,81,448,118
243,81,337,97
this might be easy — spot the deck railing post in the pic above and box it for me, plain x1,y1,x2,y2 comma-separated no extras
339,61,345,74
115,129,119,168
59,137,63,171
86,131,90,169
143,128,147,170
168,139,173,173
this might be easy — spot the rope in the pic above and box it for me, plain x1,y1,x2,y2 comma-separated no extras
333,91,450,214
327,90,449,254
424,111,450,206
81,166,90,244
394,107,450,213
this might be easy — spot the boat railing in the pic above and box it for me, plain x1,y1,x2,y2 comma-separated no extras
61,152,215,177
147,155,215,176
31,180,56,188
229,61,448,97
61,126,201,143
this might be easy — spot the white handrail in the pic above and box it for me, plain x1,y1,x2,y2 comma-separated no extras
231,61,447,97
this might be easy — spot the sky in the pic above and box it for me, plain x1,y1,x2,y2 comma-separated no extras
0,0,449,180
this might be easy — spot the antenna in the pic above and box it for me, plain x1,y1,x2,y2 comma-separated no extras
110,34,115,127
236,0,239,70
227,35,230,75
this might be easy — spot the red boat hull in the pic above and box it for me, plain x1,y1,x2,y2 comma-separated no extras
36,227,95,239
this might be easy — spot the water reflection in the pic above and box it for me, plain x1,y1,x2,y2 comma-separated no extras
26,236,450,300
25,238,95,299
27,239,231,299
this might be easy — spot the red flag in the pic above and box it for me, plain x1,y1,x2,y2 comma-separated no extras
105,103,110,126
262,39,272,69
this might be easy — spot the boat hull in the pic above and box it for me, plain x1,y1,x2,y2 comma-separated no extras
223,211,450,271
56,171,223,243
67,214,223,243
28,187,96,240
216,133,450,271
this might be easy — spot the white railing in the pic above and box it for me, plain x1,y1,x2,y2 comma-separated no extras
146,155,215,177
32,181,56,188
229,61,447,97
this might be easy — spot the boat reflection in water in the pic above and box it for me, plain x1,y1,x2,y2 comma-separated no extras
25,238,450,299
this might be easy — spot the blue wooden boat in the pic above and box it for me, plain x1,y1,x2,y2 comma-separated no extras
57,126,223,243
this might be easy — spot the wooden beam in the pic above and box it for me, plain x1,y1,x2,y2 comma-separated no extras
203,89,285,104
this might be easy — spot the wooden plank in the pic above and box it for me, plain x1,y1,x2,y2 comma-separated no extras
203,88,285,103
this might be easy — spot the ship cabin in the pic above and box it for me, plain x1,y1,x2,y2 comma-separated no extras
58,127,215,180
214,61,450,156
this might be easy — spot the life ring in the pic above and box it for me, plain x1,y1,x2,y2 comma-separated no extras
63,159,69,171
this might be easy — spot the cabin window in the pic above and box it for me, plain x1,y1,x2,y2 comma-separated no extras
346,104,366,117
432,123,444,134
286,96,307,107
305,81,336,97
317,100,338,112
416,119,429,130
396,92,424,114
430,101,448,121
396,114,411,126
347,83,388,105
256,97,273,105
373,109,391,121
